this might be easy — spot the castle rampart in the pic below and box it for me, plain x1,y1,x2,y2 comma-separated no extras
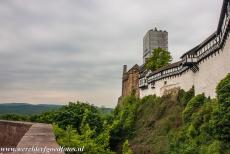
139,0,230,98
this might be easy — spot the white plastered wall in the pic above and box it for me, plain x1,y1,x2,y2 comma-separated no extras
194,36,230,98
140,36,230,98
140,70,194,97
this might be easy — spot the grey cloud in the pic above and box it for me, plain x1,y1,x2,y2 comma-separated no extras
0,0,222,107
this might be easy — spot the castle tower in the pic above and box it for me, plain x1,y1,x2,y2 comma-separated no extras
122,65,128,96
118,64,140,105
143,27,168,63
123,65,127,75
121,64,140,97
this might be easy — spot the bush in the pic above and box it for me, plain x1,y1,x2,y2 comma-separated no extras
178,86,195,106
170,74,230,153
53,124,115,154
216,73,230,105
214,73,230,143
110,95,140,150
200,140,221,154
33,102,104,135
122,140,133,154
182,94,206,123
0,114,29,121
170,97,221,154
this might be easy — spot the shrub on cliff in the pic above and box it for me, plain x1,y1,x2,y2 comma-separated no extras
128,94,184,153
182,94,206,123
110,94,140,151
216,73,230,104
170,97,220,154
178,86,195,106
214,73,230,147
170,74,230,154
122,140,133,154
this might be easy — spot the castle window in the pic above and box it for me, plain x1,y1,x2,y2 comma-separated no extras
164,81,167,85
151,82,155,89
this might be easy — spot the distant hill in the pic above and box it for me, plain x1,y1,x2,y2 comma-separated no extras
0,103,114,116
97,107,113,115
0,103,62,115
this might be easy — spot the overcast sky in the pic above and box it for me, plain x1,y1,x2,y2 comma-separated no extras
0,0,223,107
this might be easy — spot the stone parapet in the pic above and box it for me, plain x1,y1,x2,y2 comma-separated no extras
0,120,64,154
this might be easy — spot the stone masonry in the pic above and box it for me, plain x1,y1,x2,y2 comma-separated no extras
0,120,64,154
118,64,140,104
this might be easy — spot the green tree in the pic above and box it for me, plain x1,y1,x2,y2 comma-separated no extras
53,123,115,154
0,114,29,121
52,101,115,154
178,86,195,106
145,48,172,71
169,75,230,154
182,94,206,123
53,124,81,148
110,95,139,149
34,102,104,135
214,73,230,150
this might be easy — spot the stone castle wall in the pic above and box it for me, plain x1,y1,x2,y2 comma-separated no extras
140,69,194,97
194,36,230,97
122,65,140,98
121,0,230,101
140,35,230,98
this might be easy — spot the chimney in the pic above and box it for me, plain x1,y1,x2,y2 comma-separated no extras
123,65,127,74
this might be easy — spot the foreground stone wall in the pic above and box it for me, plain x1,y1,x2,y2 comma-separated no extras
0,120,64,154
0,120,32,148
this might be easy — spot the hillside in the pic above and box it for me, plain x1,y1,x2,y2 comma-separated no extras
129,94,184,153
0,103,62,115
0,74,229,153
112,74,230,154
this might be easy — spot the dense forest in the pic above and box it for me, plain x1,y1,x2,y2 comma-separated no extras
1,74,230,154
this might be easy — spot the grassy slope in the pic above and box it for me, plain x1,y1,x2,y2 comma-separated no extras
129,95,184,154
